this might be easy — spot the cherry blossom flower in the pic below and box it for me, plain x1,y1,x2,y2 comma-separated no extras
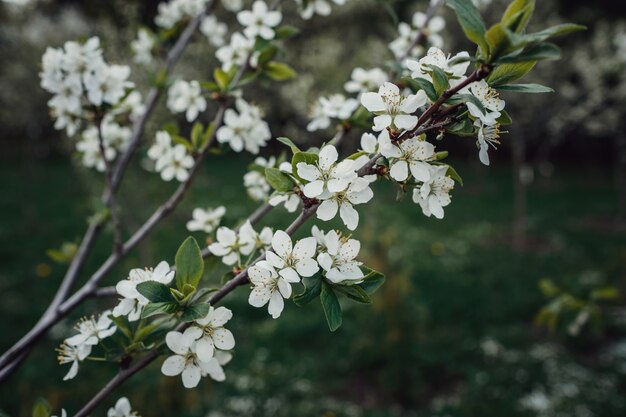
208,222,257,265
265,230,319,283
389,22,421,60
316,177,374,231
359,132,379,154
155,144,195,182
474,119,501,166
216,32,258,71
147,131,174,165
186,206,226,233
155,0,209,29
202,351,232,382
237,1,282,40
296,144,356,198
131,29,155,65
244,171,271,201
167,79,207,122
465,80,505,125
406,47,470,88
412,164,454,219
56,342,91,381
216,99,271,154
193,306,236,362
161,327,209,388
200,15,228,47
269,193,300,213
361,82,427,131
84,64,133,107
107,397,136,417
316,230,364,284
380,132,436,182
113,261,175,321
412,11,446,49
248,261,293,319
65,311,116,347
306,94,359,132
222,0,243,11
344,67,388,95
295,0,347,19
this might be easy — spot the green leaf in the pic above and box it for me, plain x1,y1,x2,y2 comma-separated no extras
46,242,77,264
447,93,486,114
180,303,210,322
445,164,464,186
487,61,536,85
334,284,372,304
264,62,297,81
32,398,51,417
294,276,322,306
320,281,342,332
274,25,300,40
175,236,204,290
495,83,554,93
200,80,219,91
435,151,449,160
446,0,488,55
591,287,620,301
428,65,450,96
108,315,133,340
276,136,301,153
497,109,513,125
141,302,179,319
501,0,535,33
190,122,204,149
136,281,177,304
291,152,319,182
538,278,561,297
402,76,438,102
265,167,296,192
214,68,231,91
358,266,386,295
495,43,561,64
523,23,586,44
446,118,475,136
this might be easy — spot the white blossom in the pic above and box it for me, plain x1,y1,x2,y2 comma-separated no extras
216,32,258,71
83,64,133,107
155,0,209,29
113,261,175,321
316,230,364,284
208,221,258,265
379,132,436,182
464,79,505,125
200,15,228,47
359,132,379,154
412,164,454,219
248,261,292,319
131,29,155,65
155,144,195,182
167,79,207,122
193,306,236,362
406,47,470,88
202,351,232,381
56,342,91,381
65,311,116,347
161,327,210,388
244,171,271,201
474,119,501,166
186,206,226,233
306,94,359,132
265,230,319,283
316,177,374,231
148,130,173,163
222,0,243,11
361,82,427,131
269,193,300,213
107,397,136,417
389,22,421,60
344,67,388,95
295,0,347,20
296,144,356,198
237,1,282,40
216,99,271,154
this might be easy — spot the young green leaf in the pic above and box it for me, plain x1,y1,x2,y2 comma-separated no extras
175,236,205,290
214,68,231,91
264,62,297,81
265,167,296,192
487,61,536,85
320,281,342,332
32,398,51,417
294,276,322,306
359,267,386,295
446,0,489,55
141,302,179,319
402,76,438,102
276,136,301,153
428,65,450,96
501,0,535,33
495,43,561,64
180,304,211,322
274,25,300,40
496,83,554,93
334,284,372,304
522,23,586,44
136,281,177,304
190,122,204,149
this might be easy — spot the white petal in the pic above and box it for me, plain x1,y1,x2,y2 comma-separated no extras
267,291,285,319
296,257,320,277
316,199,339,221
389,161,409,182
161,355,185,376
360,92,386,112
195,338,215,363
213,328,235,350
292,236,317,259
339,203,359,231
182,364,202,388
271,230,293,258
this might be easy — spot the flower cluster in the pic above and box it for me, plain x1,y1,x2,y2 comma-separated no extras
237,1,282,40
112,261,175,321
200,15,228,47
155,0,209,29
75,119,132,172
40,37,134,136
389,8,446,60
294,0,349,20
131,29,156,65
306,94,359,132
57,312,116,380
217,99,272,154
209,221,272,266
161,306,235,388
107,397,137,417
147,131,195,182
167,79,207,122
186,206,226,234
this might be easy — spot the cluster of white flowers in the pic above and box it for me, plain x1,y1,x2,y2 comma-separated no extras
200,15,228,47
155,0,209,29
112,261,175,321
107,397,137,417
406,46,470,88
244,157,276,201
237,1,282,40
161,306,234,388
217,99,271,154
186,206,226,233
344,67,389,96
131,29,155,65
216,32,259,71
57,311,116,380
248,226,365,318
294,0,349,20
306,95,359,132
147,131,195,182
361,82,428,132
167,79,207,122
40,37,134,136
389,7,446,60
209,220,272,266
75,119,132,172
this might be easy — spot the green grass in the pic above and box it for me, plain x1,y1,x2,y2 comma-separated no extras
0,155,624,417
